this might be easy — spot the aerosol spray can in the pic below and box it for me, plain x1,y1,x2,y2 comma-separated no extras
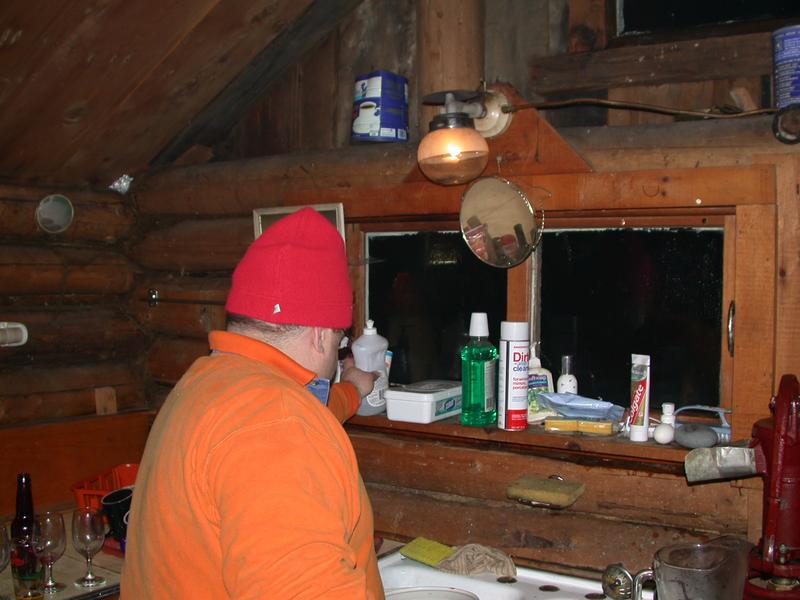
497,321,530,431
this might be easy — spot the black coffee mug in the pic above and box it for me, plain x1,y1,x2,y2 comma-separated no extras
101,486,133,542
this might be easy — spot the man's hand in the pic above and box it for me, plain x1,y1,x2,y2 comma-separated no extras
340,356,378,398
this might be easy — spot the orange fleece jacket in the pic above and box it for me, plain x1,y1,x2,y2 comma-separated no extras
121,331,384,599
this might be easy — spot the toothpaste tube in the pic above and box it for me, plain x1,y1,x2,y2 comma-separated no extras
628,354,651,442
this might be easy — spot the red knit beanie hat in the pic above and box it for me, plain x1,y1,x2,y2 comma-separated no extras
226,207,353,328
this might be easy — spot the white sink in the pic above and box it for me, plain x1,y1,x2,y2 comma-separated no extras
378,551,610,600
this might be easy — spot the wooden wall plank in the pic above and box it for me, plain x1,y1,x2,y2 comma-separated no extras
0,184,134,243
0,0,224,183
417,0,484,137
0,247,137,295
147,337,209,384
0,307,146,365
61,0,316,184
130,301,225,339
0,362,138,396
367,484,713,576
129,218,251,271
286,165,775,219
351,431,747,533
0,412,154,515
133,143,419,216
756,155,800,383
0,385,146,427
529,32,772,94
153,0,362,165
131,275,229,304
731,204,777,438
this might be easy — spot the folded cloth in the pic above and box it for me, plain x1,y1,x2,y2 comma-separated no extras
436,543,517,578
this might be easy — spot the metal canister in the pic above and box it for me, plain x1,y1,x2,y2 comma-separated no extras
773,25,800,110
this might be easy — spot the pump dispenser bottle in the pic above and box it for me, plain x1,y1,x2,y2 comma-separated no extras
556,354,578,393
527,344,554,423
352,320,389,416
460,312,498,426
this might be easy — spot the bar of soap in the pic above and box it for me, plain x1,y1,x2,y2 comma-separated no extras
544,418,578,432
507,475,585,508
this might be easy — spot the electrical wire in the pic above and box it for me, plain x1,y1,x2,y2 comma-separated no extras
503,98,777,119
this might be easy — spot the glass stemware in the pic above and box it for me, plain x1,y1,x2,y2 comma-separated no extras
71,508,106,588
0,524,10,600
32,513,66,594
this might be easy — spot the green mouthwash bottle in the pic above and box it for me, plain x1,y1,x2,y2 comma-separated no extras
460,312,498,426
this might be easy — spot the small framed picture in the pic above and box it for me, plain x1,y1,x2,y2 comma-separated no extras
253,203,346,241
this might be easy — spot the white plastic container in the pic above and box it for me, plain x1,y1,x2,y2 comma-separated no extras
352,320,389,416
385,380,461,424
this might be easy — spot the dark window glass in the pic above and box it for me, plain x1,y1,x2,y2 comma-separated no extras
619,0,800,35
540,228,723,409
367,231,507,384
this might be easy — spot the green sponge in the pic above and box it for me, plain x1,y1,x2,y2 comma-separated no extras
506,475,585,508
399,537,455,567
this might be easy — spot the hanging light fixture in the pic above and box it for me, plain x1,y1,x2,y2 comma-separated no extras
417,89,511,185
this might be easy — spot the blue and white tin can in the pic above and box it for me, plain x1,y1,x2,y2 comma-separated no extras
773,25,800,109
352,70,409,142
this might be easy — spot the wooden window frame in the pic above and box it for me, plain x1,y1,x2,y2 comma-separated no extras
305,164,776,466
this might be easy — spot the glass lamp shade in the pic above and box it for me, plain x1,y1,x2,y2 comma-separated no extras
417,113,489,185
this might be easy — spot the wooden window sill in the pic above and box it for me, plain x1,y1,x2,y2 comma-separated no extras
345,414,690,474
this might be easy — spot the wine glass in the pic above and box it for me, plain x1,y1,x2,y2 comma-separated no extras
0,523,10,600
32,513,66,594
71,508,106,588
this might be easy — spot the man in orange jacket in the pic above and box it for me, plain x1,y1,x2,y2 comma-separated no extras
122,207,385,599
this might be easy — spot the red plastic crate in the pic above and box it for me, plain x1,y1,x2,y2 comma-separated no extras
72,463,139,511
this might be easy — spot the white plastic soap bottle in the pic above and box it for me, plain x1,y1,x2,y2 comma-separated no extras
527,344,554,423
352,320,389,416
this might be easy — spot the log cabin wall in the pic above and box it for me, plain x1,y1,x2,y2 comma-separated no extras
126,2,799,577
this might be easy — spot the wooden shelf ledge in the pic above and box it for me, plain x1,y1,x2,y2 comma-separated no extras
346,414,690,475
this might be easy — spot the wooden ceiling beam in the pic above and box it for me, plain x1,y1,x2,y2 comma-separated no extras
529,31,772,95
151,0,364,168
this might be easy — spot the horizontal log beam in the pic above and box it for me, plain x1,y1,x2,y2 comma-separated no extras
350,431,745,533
130,218,251,271
0,184,135,243
288,165,776,218
146,337,209,384
132,275,230,305
0,307,147,364
135,144,419,215
368,484,712,575
130,300,225,339
529,32,772,94
0,246,137,295
0,411,153,515
0,385,146,427
0,362,139,396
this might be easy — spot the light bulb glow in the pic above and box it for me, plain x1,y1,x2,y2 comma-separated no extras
417,124,489,185
446,143,462,159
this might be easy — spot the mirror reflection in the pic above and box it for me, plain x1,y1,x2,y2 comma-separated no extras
459,177,543,268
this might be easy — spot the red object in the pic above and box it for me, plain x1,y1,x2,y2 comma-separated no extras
225,207,353,329
744,374,800,599
72,463,139,512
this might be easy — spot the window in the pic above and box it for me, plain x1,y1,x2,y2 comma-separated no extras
615,0,800,38
364,223,726,413
366,230,507,384
538,227,724,409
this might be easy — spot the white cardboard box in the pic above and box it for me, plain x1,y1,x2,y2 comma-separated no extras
384,380,461,424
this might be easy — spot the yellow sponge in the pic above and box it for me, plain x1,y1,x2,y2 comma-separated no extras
399,537,454,567
506,475,585,508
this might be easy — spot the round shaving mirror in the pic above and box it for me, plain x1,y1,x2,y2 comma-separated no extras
36,194,74,233
459,176,545,268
